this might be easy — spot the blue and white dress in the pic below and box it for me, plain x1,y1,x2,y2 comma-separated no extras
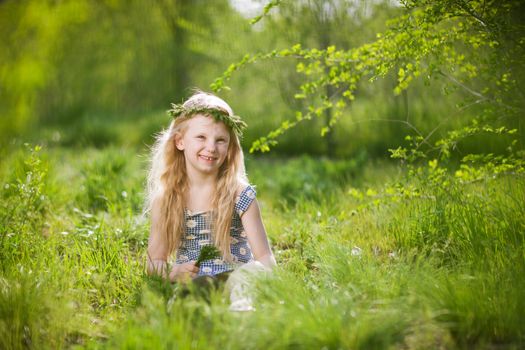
175,185,257,276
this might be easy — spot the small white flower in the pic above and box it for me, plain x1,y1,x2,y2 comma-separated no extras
186,219,197,228
214,259,223,265
121,191,128,198
240,231,247,237
186,234,196,240
231,237,239,244
239,247,247,255
179,255,188,261
199,240,210,246
246,190,256,199
351,246,362,256
52,131,61,142
199,229,210,234
229,297,255,312
60,231,69,236
202,267,212,274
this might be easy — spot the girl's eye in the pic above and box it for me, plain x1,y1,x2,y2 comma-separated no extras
217,138,226,143
196,135,205,140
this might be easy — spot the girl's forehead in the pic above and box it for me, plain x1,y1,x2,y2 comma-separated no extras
186,114,229,133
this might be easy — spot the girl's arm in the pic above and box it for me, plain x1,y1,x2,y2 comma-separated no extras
241,198,276,270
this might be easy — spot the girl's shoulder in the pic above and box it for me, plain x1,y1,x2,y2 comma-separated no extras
235,182,257,217
235,179,254,197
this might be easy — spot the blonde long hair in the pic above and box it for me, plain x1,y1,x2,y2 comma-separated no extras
146,92,247,261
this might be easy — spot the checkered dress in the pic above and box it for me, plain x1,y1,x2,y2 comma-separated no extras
175,185,257,276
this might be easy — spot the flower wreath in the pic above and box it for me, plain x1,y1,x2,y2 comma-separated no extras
168,103,247,137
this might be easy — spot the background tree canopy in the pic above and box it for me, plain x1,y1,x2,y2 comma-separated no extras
3,0,522,161
215,0,524,161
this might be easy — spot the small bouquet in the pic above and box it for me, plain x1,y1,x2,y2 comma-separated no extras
196,245,221,267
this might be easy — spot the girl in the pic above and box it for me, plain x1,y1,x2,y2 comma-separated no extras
146,91,275,307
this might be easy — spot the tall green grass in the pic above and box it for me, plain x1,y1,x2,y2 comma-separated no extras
0,145,523,349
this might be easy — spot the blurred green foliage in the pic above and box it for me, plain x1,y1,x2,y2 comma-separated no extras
247,151,368,206
4,0,513,159
1,0,251,142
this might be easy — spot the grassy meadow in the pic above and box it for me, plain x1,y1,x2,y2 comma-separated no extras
2,0,525,348
1,142,524,349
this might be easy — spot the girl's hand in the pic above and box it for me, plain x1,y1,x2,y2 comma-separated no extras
169,261,199,283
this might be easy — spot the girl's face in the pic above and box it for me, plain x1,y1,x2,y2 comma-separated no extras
175,115,231,177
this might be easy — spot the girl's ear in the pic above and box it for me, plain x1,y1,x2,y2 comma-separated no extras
175,134,185,151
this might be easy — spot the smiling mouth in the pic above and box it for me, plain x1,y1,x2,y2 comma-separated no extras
199,155,217,161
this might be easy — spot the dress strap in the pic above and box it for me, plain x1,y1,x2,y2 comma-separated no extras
234,185,257,217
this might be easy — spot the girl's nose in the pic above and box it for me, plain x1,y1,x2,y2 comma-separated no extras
205,140,217,152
